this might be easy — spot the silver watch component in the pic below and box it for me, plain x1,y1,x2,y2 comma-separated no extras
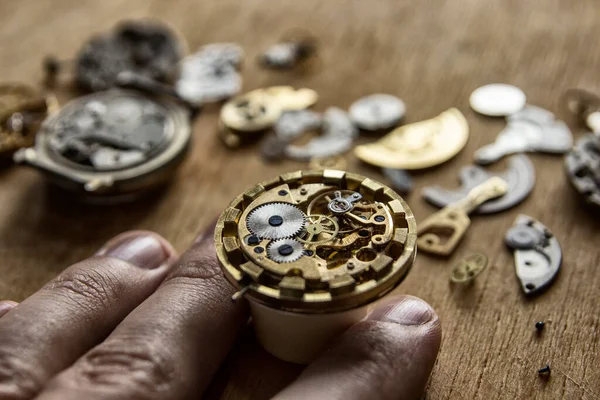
382,168,413,194
469,84,526,117
565,134,600,209
260,36,316,69
267,238,305,263
422,155,535,214
349,94,406,131
246,202,306,239
505,215,562,296
327,190,363,214
75,20,183,92
176,43,243,105
274,110,322,142
474,106,572,165
285,107,358,160
14,89,191,202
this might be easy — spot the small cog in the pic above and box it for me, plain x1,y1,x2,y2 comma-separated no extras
267,238,305,263
246,202,306,239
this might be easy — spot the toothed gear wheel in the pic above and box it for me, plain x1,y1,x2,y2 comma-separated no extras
267,238,305,263
246,202,306,239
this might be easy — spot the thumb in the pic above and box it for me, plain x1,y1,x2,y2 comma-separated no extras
273,295,442,400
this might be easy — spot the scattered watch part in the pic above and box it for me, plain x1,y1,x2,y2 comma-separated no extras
474,105,572,165
175,43,243,105
354,108,469,170
417,177,508,256
215,170,417,362
505,215,562,296
565,134,600,209
14,89,191,202
450,253,488,283
422,154,535,214
308,155,347,170
274,110,322,142
260,34,317,69
220,86,318,135
72,20,184,92
259,133,288,162
246,202,306,239
0,83,58,156
285,107,358,161
382,168,413,194
469,84,526,117
562,88,600,132
348,94,406,131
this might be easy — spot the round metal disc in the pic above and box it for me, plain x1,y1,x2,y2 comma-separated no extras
504,226,540,250
469,84,526,117
450,253,488,283
349,94,406,131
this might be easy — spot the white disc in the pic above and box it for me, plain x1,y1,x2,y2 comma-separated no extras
469,84,526,117
349,94,406,131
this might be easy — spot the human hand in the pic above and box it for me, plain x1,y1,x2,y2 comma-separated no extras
0,227,441,400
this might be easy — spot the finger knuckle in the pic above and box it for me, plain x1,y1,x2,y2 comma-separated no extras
70,339,173,396
162,250,229,295
44,258,125,310
0,350,43,400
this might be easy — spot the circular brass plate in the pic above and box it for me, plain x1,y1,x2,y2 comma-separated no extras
215,170,417,313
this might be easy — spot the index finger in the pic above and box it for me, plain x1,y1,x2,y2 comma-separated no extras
36,227,249,400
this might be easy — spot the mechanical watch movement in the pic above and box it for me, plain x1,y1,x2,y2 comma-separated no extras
215,170,417,362
14,89,191,202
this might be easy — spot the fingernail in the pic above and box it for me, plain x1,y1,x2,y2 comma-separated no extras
369,296,434,326
98,232,173,270
0,300,18,318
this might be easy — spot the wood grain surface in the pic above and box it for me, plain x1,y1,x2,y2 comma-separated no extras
1,0,600,399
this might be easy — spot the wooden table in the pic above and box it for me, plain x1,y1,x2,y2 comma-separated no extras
1,1,599,398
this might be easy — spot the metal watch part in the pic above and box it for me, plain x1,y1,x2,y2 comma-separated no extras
474,105,572,165
382,168,413,194
0,83,58,156
274,110,322,142
469,84,526,117
505,215,562,296
219,86,318,146
309,155,347,171
74,20,184,92
562,88,600,133
565,134,600,209
450,253,488,283
214,169,417,313
176,43,243,105
285,107,358,160
14,89,190,201
246,202,306,239
260,35,317,69
349,94,406,131
417,177,508,256
354,108,469,169
422,155,535,214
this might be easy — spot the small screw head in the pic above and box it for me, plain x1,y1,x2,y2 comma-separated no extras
247,235,260,245
535,321,545,332
538,365,551,376
278,190,288,196
254,247,264,254
374,215,385,222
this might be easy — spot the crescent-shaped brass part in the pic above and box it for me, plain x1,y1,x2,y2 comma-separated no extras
215,170,417,313
418,177,508,256
354,108,469,170
450,253,488,283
